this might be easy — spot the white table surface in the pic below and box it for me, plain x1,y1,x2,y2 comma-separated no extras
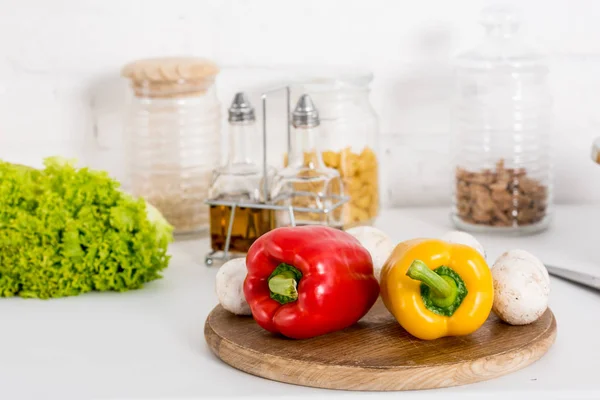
2,205,600,400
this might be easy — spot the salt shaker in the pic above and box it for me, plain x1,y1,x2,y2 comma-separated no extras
270,94,344,228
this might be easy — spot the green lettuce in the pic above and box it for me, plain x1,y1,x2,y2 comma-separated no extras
0,157,173,299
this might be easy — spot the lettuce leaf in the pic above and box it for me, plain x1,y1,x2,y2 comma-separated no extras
0,157,173,299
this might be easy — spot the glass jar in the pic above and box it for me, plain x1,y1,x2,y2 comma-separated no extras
452,6,553,234
289,72,380,229
592,137,600,165
121,57,221,236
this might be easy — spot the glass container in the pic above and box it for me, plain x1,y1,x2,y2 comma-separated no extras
270,94,344,228
592,137,600,165
121,57,221,236
452,5,553,234
208,93,274,255
289,72,379,229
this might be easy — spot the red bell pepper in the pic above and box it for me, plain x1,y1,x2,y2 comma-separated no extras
243,225,380,339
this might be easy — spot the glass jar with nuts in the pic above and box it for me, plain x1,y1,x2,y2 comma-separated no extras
289,72,380,229
452,6,553,234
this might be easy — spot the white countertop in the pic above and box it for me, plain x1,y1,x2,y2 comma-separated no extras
1,205,600,400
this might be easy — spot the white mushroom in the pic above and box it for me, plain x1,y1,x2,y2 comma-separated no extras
215,258,252,316
345,226,396,282
440,230,486,259
491,249,550,325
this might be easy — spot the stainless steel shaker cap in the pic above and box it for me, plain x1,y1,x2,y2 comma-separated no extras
228,92,255,123
292,94,320,128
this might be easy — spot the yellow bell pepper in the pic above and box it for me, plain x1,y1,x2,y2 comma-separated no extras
380,238,493,340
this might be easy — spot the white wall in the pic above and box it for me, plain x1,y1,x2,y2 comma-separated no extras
1,0,600,207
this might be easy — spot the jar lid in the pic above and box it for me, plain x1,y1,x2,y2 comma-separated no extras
455,5,547,72
121,57,219,98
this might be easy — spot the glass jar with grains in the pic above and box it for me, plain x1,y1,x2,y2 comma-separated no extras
121,57,221,237
288,72,380,229
452,6,553,234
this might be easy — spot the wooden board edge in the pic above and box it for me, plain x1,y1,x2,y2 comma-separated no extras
204,308,557,391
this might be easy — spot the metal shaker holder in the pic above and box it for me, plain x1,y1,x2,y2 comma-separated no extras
204,86,349,266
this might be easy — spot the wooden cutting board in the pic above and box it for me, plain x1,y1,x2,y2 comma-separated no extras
204,300,557,391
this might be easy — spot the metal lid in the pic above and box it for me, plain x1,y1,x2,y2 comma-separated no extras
292,94,320,128
228,92,255,123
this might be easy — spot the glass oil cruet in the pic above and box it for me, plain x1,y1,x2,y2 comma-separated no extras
269,94,344,228
208,92,273,255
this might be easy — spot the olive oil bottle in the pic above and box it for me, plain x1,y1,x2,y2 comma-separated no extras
208,93,274,254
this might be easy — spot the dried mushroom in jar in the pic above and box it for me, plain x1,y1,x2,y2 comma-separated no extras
455,159,548,227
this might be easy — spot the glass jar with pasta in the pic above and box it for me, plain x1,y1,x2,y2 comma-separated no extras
288,72,380,229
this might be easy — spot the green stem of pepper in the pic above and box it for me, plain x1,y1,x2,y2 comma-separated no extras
407,260,454,298
406,260,468,316
268,263,303,305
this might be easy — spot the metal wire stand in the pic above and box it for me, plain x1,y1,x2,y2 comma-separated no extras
204,86,349,266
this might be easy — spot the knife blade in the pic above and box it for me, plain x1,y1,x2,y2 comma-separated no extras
546,265,600,291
